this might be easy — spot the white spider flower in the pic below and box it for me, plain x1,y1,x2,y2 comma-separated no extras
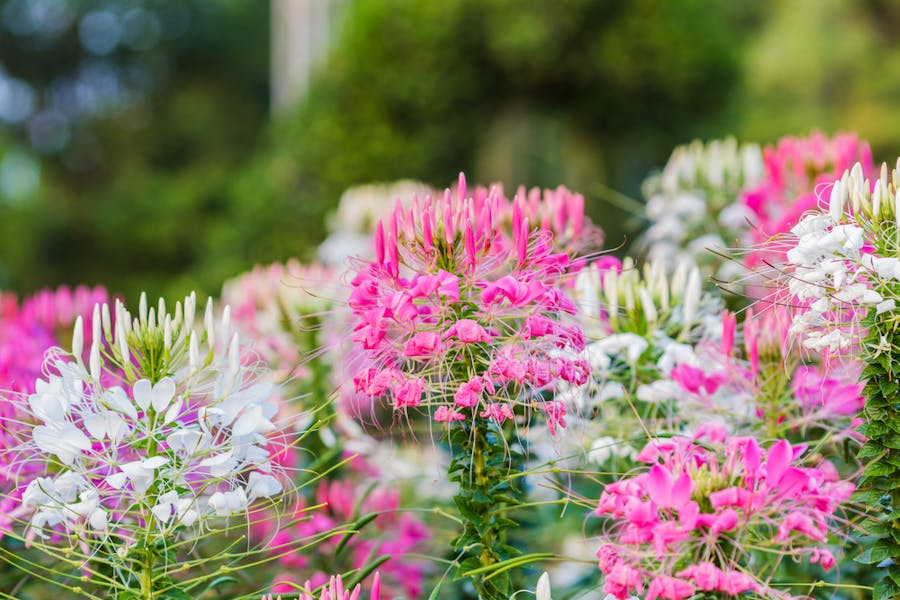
781,160,900,350
8,292,287,545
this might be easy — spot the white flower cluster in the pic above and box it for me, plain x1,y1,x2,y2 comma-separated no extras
574,259,713,341
786,163,900,351
560,259,735,462
642,138,764,275
16,292,283,541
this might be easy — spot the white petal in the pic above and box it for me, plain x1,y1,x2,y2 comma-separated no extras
34,424,91,465
141,456,169,470
232,405,269,437
151,502,173,524
82,413,107,441
106,413,128,445
89,508,108,531
878,299,897,315
151,377,176,413
247,472,282,500
179,509,199,527
133,379,152,411
168,429,202,454
106,472,127,489
163,397,183,425
536,572,552,600
104,387,138,420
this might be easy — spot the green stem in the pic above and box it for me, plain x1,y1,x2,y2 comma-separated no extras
448,417,526,600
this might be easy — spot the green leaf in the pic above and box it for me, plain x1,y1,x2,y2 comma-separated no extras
864,461,899,478
453,497,482,522
427,581,443,600
342,554,390,592
859,441,887,459
880,379,899,397
874,575,900,600
456,557,482,578
865,421,891,439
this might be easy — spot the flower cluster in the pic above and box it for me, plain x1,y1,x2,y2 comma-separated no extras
743,131,873,245
777,158,900,594
565,258,727,445
642,137,764,277
8,292,284,546
642,132,875,295
782,162,899,350
348,173,589,430
0,284,108,394
594,427,855,599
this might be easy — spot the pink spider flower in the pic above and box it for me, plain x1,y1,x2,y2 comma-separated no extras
461,181,605,258
655,305,862,441
0,285,108,539
0,285,108,395
347,173,590,430
262,573,381,600
594,427,854,598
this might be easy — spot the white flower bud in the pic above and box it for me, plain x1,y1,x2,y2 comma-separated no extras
72,316,84,361
828,180,843,223
116,321,130,364
101,302,112,340
204,297,215,347
220,305,231,348
639,287,658,326
90,340,101,381
139,292,148,326
184,292,196,327
189,330,199,372
682,267,701,333
163,315,172,350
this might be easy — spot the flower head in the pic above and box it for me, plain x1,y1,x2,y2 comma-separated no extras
7,292,285,544
594,428,853,598
348,173,589,431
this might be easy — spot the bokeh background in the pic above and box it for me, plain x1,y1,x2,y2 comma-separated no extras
0,0,897,303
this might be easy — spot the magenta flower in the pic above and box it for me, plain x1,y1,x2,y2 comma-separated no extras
263,573,381,600
0,285,107,540
462,179,604,257
348,173,589,429
594,427,853,598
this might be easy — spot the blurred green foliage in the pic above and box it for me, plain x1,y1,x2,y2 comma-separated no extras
4,0,900,303
254,0,756,263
